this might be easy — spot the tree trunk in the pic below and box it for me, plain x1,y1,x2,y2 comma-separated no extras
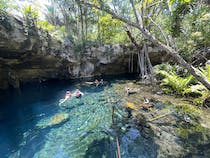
77,1,85,46
80,1,210,90
84,7,88,40
97,14,102,45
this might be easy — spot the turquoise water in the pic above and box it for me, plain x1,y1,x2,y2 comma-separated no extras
0,78,157,158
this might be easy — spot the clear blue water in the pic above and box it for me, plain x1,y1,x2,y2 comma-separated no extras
0,77,157,158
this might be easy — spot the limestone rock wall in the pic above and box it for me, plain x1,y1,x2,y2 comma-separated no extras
0,14,167,89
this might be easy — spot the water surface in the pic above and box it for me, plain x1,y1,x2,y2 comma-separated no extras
0,77,157,158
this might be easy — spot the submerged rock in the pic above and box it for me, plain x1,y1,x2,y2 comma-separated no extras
36,113,69,129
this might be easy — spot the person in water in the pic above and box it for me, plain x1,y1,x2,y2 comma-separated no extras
65,90,71,98
85,79,104,87
59,89,84,105
59,90,72,104
94,79,104,87
94,79,100,87
99,79,103,86
72,89,84,98
125,87,140,95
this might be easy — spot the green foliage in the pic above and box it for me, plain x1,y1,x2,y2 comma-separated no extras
37,21,55,31
155,63,210,101
189,11,210,47
169,1,191,37
199,64,210,81
154,64,210,106
160,70,193,95
0,0,8,12
183,84,206,97
99,14,129,43
1,0,208,64
51,26,66,42
0,0,16,13
168,0,191,5
193,90,210,106
23,5,39,20
188,64,210,106
174,4,210,59
154,64,193,95
175,104,200,120
177,125,207,140
154,63,178,73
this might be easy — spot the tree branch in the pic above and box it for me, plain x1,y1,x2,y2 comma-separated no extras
147,16,169,46
80,0,210,90
124,27,140,48
129,0,140,24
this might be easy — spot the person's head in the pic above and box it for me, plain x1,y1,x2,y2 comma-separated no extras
75,89,81,93
66,91,71,94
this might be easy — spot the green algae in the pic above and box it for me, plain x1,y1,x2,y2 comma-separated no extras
174,104,201,119
36,113,69,128
178,125,207,138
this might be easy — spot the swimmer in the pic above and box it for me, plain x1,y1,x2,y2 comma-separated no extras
72,89,84,98
59,90,72,104
85,79,104,87
95,79,104,87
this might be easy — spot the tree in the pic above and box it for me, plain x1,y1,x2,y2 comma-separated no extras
79,0,210,90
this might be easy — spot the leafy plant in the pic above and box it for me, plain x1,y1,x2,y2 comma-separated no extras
99,13,128,43
51,26,66,41
161,70,193,95
199,64,210,81
37,21,55,31
184,64,210,106
23,5,38,20
154,64,193,95
0,0,8,12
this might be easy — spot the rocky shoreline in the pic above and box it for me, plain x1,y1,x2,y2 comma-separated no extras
112,80,210,158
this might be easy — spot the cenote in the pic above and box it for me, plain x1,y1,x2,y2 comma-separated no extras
0,75,157,158
1,1,210,157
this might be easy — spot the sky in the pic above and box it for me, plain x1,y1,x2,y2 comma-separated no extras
10,0,50,20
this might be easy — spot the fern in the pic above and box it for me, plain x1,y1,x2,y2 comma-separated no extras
155,64,210,99
199,64,210,81
157,70,193,95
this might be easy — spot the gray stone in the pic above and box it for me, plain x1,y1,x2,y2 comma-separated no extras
0,14,168,89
